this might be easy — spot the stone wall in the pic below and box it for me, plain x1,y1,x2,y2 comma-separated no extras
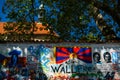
0,42,120,79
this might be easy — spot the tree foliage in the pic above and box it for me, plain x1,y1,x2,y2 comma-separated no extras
44,0,120,41
2,0,120,42
2,0,38,41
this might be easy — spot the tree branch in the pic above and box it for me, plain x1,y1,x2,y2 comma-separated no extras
84,0,120,27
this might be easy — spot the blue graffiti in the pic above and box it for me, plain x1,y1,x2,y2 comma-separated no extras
112,52,118,64
28,45,46,55
12,55,17,66
28,45,51,69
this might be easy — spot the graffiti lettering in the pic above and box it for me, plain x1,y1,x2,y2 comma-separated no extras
51,64,62,73
51,64,94,73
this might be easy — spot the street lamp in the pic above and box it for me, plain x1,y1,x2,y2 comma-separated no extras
38,1,45,23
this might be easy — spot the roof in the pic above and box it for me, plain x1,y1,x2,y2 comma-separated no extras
0,22,6,34
34,23,50,35
0,22,59,37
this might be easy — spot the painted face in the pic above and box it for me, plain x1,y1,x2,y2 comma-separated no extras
104,54,111,63
94,54,100,63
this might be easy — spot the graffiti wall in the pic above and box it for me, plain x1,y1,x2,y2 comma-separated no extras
0,43,120,80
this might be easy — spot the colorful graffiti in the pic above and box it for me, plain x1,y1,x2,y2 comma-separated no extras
0,44,120,79
55,47,92,64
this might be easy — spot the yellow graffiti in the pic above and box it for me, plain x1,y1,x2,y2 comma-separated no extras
69,53,77,59
2,59,7,66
